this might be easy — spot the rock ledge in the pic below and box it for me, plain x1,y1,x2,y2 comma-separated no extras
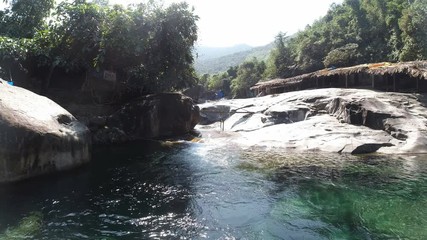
198,88,427,154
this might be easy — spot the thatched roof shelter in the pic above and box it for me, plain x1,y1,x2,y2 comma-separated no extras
251,61,427,94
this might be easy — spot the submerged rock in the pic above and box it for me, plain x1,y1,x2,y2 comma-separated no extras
93,93,200,144
0,79,91,183
198,88,427,154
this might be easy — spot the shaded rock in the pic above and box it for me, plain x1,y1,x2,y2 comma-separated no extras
264,107,310,124
92,127,128,145
199,104,231,125
391,131,408,141
93,93,199,144
0,79,91,183
82,116,108,132
183,85,204,103
351,143,394,154
89,116,107,128
327,97,400,130
384,122,409,140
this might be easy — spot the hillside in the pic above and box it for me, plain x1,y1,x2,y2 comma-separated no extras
194,43,274,75
195,44,252,61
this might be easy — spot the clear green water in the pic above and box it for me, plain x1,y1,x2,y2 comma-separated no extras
0,141,426,239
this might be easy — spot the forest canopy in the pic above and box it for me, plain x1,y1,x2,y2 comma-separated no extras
0,0,199,94
201,0,427,98
1,0,426,98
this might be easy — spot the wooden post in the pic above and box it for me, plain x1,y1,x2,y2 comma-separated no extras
393,75,396,92
386,75,389,92
371,75,375,89
416,78,420,92
345,75,348,88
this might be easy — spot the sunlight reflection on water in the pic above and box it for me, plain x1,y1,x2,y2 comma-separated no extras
0,142,426,239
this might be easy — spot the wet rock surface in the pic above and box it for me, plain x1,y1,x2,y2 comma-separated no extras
198,88,427,154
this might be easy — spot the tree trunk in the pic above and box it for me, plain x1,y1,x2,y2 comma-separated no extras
40,64,56,95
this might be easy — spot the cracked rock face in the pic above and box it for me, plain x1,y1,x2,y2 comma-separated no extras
198,88,427,154
0,80,91,183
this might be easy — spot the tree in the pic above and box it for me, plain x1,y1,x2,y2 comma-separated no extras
198,73,210,87
265,0,426,79
291,20,330,73
399,0,427,61
32,1,106,93
0,0,55,82
226,66,238,79
384,0,409,60
271,33,294,78
0,0,199,95
0,0,55,38
231,58,265,98
125,2,199,93
0,36,29,80
207,72,228,91
324,43,360,67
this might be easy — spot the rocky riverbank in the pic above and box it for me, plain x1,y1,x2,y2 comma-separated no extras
0,80,200,183
198,88,427,154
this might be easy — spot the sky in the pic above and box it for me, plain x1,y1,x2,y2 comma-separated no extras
1,0,344,48
110,0,344,47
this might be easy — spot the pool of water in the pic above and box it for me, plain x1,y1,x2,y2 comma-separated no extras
0,140,426,239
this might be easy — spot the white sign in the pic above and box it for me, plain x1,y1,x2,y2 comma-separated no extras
103,70,116,82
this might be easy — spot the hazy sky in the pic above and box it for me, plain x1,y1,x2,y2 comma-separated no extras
1,0,344,47
112,0,344,47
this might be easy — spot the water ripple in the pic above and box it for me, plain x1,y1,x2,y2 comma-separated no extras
0,143,426,239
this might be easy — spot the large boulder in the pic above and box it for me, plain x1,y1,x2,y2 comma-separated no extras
183,84,204,103
92,93,200,144
0,80,91,183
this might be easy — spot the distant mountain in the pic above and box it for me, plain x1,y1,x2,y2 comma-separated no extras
194,43,274,75
195,44,253,61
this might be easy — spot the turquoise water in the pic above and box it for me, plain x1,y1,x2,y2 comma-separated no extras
0,141,426,239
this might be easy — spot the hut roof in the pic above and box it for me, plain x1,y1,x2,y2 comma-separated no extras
251,61,427,91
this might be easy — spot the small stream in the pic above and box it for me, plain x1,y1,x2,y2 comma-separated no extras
0,138,426,239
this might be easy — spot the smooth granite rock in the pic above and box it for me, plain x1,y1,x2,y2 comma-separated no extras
0,79,91,183
198,88,427,154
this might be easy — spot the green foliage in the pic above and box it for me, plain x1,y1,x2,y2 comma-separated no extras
198,73,210,87
207,72,228,91
0,36,29,62
264,33,294,79
200,58,265,98
0,36,30,78
47,1,106,71
266,0,427,80
226,66,238,79
399,0,427,61
0,0,54,38
143,2,199,92
0,0,199,94
323,43,360,67
231,58,266,98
